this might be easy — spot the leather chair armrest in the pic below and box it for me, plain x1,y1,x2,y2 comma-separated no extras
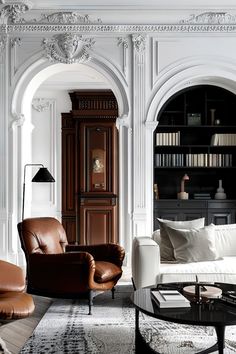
132,237,161,289
27,252,96,294
66,243,125,267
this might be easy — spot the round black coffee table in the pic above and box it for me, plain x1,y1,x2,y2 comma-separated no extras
131,283,236,354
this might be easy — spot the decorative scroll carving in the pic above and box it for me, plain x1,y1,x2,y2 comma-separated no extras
132,34,146,53
117,37,128,76
180,12,236,25
10,36,21,47
0,1,32,23
36,11,102,24
42,33,95,64
117,37,128,49
0,35,6,55
32,98,51,112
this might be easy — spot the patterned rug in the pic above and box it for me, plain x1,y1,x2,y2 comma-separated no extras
19,285,236,354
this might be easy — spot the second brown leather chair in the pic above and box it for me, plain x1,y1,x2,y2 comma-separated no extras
18,217,125,314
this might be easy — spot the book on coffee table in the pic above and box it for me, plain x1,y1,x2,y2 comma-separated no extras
151,290,190,308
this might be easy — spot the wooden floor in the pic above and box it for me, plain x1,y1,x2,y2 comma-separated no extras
0,295,52,354
0,267,132,354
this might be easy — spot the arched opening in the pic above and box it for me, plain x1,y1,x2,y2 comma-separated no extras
153,84,236,229
11,58,129,264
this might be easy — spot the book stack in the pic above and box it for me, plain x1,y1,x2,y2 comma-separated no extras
211,134,236,146
151,290,190,308
221,290,236,306
193,193,211,200
156,132,180,146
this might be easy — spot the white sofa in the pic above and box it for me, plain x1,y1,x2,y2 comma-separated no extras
132,223,236,289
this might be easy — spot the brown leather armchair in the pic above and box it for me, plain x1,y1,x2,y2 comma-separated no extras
0,260,35,320
17,217,125,314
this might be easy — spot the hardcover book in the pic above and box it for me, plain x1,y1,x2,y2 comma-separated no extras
151,290,190,308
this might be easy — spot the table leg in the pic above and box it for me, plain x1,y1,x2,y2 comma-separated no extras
215,325,225,354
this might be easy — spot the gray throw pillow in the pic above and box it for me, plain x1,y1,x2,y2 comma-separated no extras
165,224,219,263
157,218,205,262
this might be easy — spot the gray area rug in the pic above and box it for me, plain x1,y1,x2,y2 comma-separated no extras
19,284,236,354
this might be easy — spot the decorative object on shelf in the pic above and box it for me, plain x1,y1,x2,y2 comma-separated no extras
215,119,221,125
214,179,227,200
22,164,55,221
153,183,159,200
210,108,216,125
177,174,189,200
187,113,201,126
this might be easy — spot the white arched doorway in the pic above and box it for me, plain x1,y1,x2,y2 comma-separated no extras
145,57,236,235
10,56,129,265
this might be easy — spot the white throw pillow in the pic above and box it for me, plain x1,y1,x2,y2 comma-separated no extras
157,218,205,262
214,223,236,257
165,224,219,263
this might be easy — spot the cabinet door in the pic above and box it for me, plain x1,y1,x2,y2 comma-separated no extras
208,210,234,225
80,198,118,244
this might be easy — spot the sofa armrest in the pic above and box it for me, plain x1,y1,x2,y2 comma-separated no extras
132,237,160,289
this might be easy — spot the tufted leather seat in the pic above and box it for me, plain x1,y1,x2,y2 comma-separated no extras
18,217,125,314
0,260,35,320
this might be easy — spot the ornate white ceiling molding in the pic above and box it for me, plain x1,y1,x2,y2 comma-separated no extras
0,1,32,23
7,22,236,33
42,33,95,64
180,12,236,25
31,11,102,24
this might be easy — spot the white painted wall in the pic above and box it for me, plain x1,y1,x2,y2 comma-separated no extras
1,2,236,266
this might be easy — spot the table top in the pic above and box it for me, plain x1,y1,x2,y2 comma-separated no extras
131,282,236,327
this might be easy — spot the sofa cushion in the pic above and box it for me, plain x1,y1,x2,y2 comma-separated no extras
159,256,236,284
165,224,219,263
214,223,236,257
157,217,205,261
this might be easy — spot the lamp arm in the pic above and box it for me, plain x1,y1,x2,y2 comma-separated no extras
22,163,44,221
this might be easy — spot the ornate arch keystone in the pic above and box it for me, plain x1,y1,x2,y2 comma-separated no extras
42,33,95,64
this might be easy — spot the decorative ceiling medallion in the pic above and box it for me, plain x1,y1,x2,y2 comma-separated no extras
37,12,102,24
0,1,32,23
180,12,236,25
132,34,146,52
42,33,95,64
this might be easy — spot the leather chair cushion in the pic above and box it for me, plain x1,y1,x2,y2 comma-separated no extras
0,260,25,293
95,261,122,283
0,292,35,320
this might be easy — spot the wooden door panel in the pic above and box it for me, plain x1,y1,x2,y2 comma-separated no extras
80,205,117,245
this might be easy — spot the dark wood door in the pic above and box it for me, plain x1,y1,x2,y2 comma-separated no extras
62,90,119,245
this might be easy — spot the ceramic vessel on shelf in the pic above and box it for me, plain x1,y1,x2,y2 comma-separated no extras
215,179,227,200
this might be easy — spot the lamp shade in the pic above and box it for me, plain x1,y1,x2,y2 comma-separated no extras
31,167,55,183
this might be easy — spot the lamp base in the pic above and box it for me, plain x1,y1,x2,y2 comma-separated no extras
177,192,189,200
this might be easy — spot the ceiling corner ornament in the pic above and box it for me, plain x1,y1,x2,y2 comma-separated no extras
0,1,32,23
132,34,146,52
42,33,95,64
180,12,236,25
37,11,102,24
32,98,51,112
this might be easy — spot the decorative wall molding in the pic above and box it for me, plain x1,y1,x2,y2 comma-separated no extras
0,35,6,59
117,37,128,77
132,34,146,52
10,36,21,84
31,11,102,24
6,20,236,34
180,12,236,25
32,98,51,112
0,1,32,23
10,36,21,47
42,33,95,64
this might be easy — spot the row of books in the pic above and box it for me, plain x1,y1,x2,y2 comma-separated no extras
155,153,233,167
211,134,236,146
156,132,180,146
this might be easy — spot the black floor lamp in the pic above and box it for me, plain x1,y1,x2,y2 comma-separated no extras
22,164,55,221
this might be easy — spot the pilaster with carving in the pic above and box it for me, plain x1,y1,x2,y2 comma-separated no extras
117,37,128,77
131,34,148,236
10,36,21,84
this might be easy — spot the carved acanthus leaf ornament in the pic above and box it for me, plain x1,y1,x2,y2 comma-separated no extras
42,33,95,64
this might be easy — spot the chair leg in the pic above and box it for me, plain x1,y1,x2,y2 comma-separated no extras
111,287,115,299
88,290,93,315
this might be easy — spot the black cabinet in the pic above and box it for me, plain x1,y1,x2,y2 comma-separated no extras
154,85,236,227
154,200,236,229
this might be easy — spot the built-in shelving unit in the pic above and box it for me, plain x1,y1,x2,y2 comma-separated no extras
153,85,236,225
